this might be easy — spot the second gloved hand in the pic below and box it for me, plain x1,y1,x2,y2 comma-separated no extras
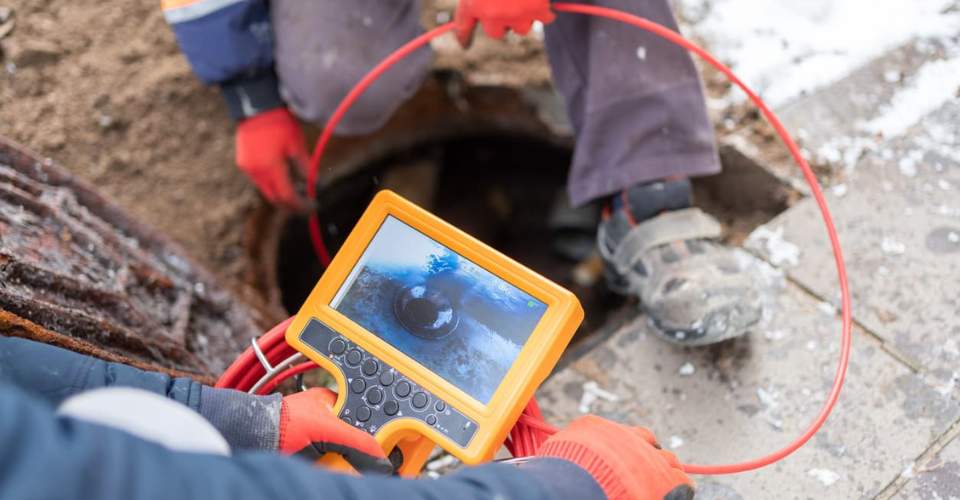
455,0,555,47
279,388,392,474
235,108,311,211
537,416,694,500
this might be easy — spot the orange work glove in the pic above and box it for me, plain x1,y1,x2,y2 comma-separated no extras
279,388,391,474
454,0,555,47
235,108,311,211
537,416,694,500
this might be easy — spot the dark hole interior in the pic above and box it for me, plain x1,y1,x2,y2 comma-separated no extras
406,299,438,326
276,134,623,334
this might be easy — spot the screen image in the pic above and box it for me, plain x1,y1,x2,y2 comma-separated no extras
331,216,547,404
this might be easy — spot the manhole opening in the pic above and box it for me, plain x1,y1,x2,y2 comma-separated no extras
272,132,797,337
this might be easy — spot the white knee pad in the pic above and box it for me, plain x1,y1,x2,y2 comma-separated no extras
58,388,230,456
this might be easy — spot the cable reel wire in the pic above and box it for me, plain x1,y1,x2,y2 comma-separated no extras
258,2,853,476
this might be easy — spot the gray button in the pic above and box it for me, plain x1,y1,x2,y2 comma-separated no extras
383,400,399,416
356,406,372,422
434,400,445,412
394,381,411,398
362,359,379,377
350,378,366,394
346,349,362,366
367,387,384,405
379,371,395,386
329,338,347,355
425,414,437,425
412,392,428,409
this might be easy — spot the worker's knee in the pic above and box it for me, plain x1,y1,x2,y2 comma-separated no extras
279,47,431,135
271,0,430,135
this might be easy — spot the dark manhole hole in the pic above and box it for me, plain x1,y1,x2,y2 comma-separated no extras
276,134,623,335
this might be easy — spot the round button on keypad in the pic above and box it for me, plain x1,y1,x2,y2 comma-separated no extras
356,406,372,422
345,349,362,366
412,392,428,409
434,400,445,412
379,371,395,386
394,381,411,398
350,378,366,394
366,387,384,405
425,414,437,426
383,400,399,416
362,359,379,377
329,338,347,355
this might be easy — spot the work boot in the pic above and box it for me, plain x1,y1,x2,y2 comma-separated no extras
598,179,773,346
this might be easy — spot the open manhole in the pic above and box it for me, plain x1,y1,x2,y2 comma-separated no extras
246,75,799,340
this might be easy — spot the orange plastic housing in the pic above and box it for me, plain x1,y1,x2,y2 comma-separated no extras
286,190,583,474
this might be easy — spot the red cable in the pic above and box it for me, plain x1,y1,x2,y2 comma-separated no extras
257,3,852,476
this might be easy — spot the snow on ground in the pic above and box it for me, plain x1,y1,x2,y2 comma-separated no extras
860,54,960,139
677,0,960,107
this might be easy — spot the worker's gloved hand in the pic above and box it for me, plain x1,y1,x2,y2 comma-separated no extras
537,416,694,500
235,108,311,212
454,0,555,47
279,388,392,474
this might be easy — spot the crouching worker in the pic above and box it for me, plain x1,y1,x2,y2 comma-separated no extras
0,336,693,500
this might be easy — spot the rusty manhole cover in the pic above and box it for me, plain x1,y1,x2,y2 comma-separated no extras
0,137,275,379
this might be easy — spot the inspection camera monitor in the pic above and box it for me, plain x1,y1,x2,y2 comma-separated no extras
286,190,583,475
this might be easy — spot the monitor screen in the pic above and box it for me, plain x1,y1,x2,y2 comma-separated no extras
331,216,547,404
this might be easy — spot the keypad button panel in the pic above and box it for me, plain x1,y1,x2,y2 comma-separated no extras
298,318,478,448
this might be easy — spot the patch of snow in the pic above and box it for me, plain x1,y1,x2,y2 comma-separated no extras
830,183,848,197
901,462,916,479
747,226,800,267
678,362,696,376
808,468,841,486
898,151,923,177
818,301,837,316
764,329,787,341
668,435,685,449
881,237,907,255
861,55,960,139
578,381,620,413
677,0,960,107
756,387,779,409
935,372,958,397
949,232,960,243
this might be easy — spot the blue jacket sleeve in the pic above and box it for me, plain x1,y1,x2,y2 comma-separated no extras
161,0,285,120
0,335,202,408
0,336,282,451
0,383,603,500
162,0,273,85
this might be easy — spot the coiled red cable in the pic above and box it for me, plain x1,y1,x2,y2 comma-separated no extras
224,3,852,476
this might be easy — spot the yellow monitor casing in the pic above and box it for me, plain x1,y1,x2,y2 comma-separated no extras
286,190,583,475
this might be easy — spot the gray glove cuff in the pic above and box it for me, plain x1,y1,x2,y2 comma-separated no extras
198,387,282,451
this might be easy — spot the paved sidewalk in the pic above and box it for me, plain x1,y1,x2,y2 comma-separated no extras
538,14,960,499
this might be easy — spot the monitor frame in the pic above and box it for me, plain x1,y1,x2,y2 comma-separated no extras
286,190,583,465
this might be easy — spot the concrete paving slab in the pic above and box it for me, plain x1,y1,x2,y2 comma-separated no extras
745,102,960,388
894,434,960,499
538,282,960,499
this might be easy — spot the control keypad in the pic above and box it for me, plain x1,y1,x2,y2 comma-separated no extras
299,318,478,447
